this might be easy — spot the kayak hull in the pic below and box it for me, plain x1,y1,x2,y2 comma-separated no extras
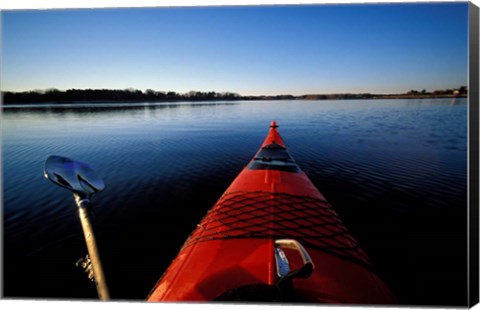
147,121,396,304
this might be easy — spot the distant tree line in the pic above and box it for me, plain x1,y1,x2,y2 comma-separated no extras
2,88,242,104
1,86,468,104
298,87,468,100
406,86,468,97
299,93,376,100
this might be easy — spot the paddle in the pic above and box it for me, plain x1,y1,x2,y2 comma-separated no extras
44,155,110,300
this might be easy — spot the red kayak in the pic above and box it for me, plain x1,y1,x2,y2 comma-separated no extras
147,121,396,304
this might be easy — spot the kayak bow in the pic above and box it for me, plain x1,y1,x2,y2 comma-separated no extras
147,121,396,304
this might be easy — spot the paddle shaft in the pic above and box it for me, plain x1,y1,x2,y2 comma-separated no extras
75,195,110,300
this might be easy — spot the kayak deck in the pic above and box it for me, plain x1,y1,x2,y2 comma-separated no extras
182,190,370,266
147,121,396,303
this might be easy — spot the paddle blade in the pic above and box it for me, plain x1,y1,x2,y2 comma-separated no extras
44,155,105,195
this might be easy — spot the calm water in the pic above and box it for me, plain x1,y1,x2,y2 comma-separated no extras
2,99,468,305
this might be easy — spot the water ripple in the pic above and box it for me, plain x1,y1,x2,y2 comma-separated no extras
2,99,468,303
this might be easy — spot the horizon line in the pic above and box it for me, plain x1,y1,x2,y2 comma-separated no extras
1,85,468,97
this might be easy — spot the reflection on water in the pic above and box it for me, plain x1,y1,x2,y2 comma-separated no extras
2,99,468,305
3,101,239,114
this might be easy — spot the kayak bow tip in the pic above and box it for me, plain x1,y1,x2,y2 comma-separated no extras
262,121,285,148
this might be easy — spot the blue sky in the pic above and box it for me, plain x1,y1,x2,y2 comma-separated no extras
1,3,469,95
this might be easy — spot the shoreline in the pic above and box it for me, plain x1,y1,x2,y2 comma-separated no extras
1,94,467,105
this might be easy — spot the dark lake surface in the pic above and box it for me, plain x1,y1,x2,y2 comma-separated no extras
2,99,468,305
